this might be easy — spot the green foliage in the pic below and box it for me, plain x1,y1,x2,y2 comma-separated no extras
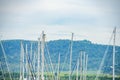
1,71,120,80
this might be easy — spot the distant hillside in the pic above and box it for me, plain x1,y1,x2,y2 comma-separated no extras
0,40,120,74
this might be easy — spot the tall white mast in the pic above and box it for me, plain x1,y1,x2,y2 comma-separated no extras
83,52,85,80
25,44,28,79
33,51,36,73
20,41,24,80
85,54,88,80
22,42,24,80
80,51,83,80
113,27,116,80
76,58,79,80
29,42,33,80
30,42,33,63
37,37,40,80
57,53,60,80
41,31,45,80
69,33,74,80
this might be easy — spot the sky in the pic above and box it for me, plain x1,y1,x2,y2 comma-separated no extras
0,0,120,45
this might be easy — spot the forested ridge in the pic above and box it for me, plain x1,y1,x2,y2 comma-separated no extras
0,39,120,74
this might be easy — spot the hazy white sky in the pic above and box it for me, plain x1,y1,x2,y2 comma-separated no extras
0,0,120,45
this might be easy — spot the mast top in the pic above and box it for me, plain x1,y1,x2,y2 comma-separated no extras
113,27,116,34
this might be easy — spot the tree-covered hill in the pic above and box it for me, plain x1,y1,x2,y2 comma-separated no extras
0,40,120,74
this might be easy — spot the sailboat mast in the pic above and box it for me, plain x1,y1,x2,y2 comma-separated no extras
69,33,74,80
22,43,24,80
37,37,40,80
83,52,85,80
33,51,36,73
20,41,24,80
25,44,28,79
57,53,60,80
85,54,88,80
30,42,33,63
113,27,116,80
80,51,83,80
76,58,79,80
41,31,45,80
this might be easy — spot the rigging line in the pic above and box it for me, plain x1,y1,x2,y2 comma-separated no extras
37,37,41,80
25,43,37,79
71,60,77,76
28,54,36,79
102,46,113,77
30,42,33,61
95,28,114,80
25,44,35,80
0,59,5,80
0,40,12,80
32,41,39,74
61,41,71,71
54,53,60,75
45,44,55,80
35,51,37,72
76,57,79,80
26,49,35,80
28,43,37,78
45,42,55,76
12,69,16,80
43,55,47,79
25,44,28,79
44,47,54,80
44,55,52,80
71,52,81,76
32,51,36,74
54,54,58,73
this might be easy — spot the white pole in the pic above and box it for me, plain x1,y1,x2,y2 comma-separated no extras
30,42,33,63
69,33,74,80
19,41,24,80
76,58,79,80
20,42,22,80
57,53,60,80
33,51,36,73
25,44,28,79
37,37,40,80
41,31,45,80
80,52,83,80
22,42,24,80
85,55,88,80
83,52,85,80
113,27,116,80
